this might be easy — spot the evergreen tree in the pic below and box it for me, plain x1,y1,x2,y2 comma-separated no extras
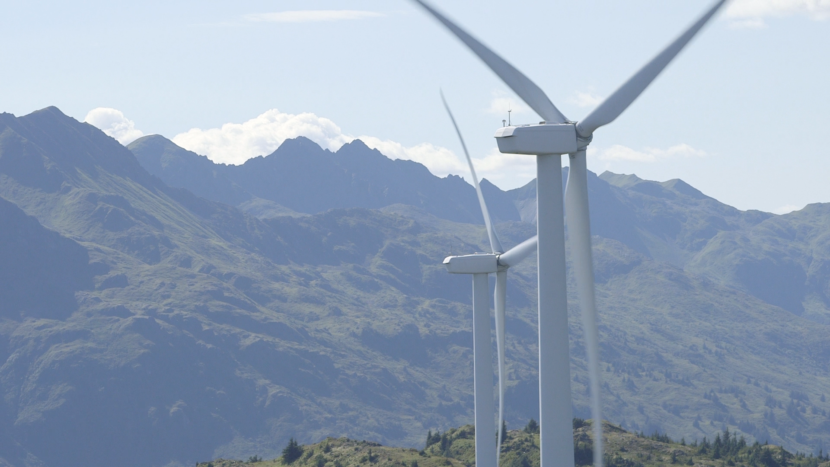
759,448,776,467
501,420,508,443
698,437,709,455
282,438,303,464
574,442,593,466
439,432,450,456
425,430,441,449
524,418,539,434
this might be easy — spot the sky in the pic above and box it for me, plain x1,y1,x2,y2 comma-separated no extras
1,0,828,214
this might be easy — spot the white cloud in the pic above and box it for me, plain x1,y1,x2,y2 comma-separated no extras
724,0,830,27
357,137,466,176
243,10,383,23
172,110,352,165
593,143,708,162
172,109,474,180
594,145,655,162
771,204,803,214
171,108,542,189
472,149,537,185
728,18,769,28
569,91,604,109
84,108,144,145
87,107,534,189
355,139,537,187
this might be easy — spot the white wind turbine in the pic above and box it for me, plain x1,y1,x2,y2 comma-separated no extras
441,92,537,467
414,1,729,466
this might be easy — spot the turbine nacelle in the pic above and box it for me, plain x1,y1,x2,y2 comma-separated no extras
443,253,499,274
494,123,591,155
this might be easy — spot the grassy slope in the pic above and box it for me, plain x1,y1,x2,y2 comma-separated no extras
688,203,830,323
198,421,830,467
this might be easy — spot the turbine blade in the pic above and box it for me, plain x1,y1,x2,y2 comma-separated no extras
564,152,603,467
413,0,567,124
576,0,727,137
498,236,537,268
441,91,503,254
495,270,508,464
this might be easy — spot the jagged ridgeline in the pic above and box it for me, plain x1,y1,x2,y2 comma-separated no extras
0,107,830,467
197,421,830,467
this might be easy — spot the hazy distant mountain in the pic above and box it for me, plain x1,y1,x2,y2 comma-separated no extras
688,203,830,323
128,135,522,225
126,134,252,206
0,197,93,320
1,107,829,467
506,172,772,267
128,135,774,271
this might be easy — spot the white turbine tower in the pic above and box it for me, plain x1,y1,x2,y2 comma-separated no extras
413,1,729,467
441,92,537,467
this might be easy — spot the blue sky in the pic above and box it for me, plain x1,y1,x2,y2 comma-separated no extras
1,0,828,213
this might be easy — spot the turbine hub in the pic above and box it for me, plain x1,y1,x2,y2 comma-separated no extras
576,128,593,151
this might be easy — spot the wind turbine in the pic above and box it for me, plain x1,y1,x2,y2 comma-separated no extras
413,1,729,466
441,92,537,467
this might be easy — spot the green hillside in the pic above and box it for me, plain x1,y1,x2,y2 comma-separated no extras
688,203,830,323
197,421,830,467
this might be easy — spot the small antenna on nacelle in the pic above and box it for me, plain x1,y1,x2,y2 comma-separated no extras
508,107,512,126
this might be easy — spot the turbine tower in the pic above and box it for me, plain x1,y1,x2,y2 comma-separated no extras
412,1,729,466
441,92,537,467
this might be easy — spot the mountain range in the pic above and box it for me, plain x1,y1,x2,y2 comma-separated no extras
0,107,828,467
128,134,521,225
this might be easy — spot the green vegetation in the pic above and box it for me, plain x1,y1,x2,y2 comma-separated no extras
198,422,830,467
197,437,465,467
283,438,304,464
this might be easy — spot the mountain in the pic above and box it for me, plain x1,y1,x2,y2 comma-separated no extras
125,134,252,206
0,107,520,467
506,172,772,266
688,203,830,323
507,172,830,323
128,135,522,225
0,197,94,320
0,107,829,467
